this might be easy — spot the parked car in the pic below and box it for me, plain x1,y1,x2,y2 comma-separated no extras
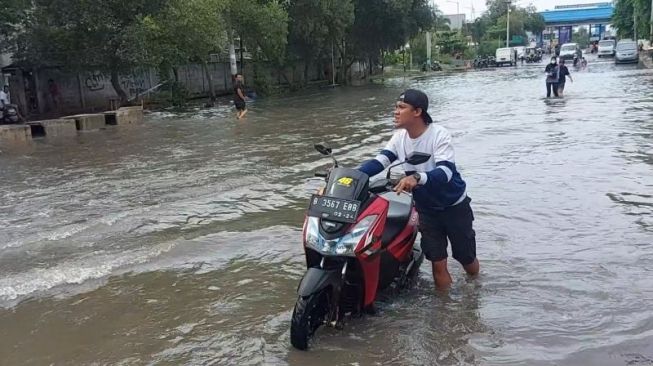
559,43,580,60
495,47,515,66
615,40,639,64
597,39,616,57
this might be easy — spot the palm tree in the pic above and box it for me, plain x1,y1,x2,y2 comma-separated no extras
432,10,451,31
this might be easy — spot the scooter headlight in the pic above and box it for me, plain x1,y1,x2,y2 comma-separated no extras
305,216,322,248
336,215,377,255
304,215,378,257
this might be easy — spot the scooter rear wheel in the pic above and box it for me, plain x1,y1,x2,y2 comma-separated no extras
290,289,330,350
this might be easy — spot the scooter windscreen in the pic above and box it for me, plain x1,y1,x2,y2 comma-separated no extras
324,168,369,202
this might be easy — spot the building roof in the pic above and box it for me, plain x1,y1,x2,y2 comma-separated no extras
539,5,614,25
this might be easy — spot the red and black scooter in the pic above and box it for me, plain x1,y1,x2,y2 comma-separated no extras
290,143,430,350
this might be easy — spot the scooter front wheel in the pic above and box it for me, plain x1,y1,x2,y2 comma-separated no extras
290,289,330,350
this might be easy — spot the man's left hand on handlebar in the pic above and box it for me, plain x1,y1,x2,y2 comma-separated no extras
393,175,419,194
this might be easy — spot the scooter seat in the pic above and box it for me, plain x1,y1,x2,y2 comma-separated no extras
379,192,413,245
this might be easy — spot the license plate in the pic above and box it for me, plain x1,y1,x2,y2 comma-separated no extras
307,195,361,223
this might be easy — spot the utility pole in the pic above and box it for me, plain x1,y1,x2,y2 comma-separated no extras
650,0,653,46
426,32,432,67
506,7,511,47
465,4,476,21
331,42,336,86
634,9,638,42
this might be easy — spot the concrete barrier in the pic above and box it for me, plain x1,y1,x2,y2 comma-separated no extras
0,125,32,146
63,114,106,131
104,106,144,126
27,119,77,138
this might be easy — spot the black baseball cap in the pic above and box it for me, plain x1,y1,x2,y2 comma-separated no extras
398,89,433,124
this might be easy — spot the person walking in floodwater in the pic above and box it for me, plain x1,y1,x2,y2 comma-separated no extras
358,89,479,290
545,57,560,98
557,59,573,97
233,74,248,120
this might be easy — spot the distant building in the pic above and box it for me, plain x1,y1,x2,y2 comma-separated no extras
539,2,614,45
445,14,466,30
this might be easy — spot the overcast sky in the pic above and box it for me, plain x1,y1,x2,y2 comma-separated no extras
436,0,605,20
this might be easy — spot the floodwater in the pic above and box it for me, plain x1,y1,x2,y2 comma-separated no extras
1,55,653,365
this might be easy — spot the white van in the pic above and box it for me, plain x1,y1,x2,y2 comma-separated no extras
597,40,616,57
514,46,526,60
495,47,515,66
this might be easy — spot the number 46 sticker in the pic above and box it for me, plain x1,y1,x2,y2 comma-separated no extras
337,177,353,187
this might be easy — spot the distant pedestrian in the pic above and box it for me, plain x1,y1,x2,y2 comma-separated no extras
557,59,573,97
233,73,248,120
0,85,25,122
0,85,9,108
545,57,560,98
47,79,61,111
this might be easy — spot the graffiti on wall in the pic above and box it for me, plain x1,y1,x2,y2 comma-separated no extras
120,74,147,97
83,71,148,97
85,72,106,91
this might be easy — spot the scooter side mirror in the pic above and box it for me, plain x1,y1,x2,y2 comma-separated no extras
405,152,431,165
314,143,332,156
314,143,339,167
385,152,432,179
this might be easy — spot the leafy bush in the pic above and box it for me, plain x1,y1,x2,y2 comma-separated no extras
383,52,404,65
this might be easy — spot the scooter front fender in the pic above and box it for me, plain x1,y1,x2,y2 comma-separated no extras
297,267,342,298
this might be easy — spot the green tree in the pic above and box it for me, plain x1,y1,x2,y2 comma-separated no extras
15,0,169,103
524,6,546,35
0,0,30,52
143,0,228,101
286,0,354,85
434,31,467,55
613,0,651,40
478,38,503,56
469,0,543,50
347,0,433,76
572,27,590,48
226,0,288,65
484,0,511,25
468,18,490,43
634,0,651,40
614,0,634,38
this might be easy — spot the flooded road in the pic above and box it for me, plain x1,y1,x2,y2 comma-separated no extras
1,57,653,365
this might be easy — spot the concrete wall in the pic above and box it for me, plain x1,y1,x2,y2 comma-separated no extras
0,125,31,147
4,60,344,118
27,119,77,138
34,68,156,114
63,114,106,130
